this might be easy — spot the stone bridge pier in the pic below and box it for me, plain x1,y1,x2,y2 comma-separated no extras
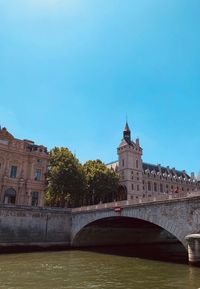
71,196,200,265
185,234,200,265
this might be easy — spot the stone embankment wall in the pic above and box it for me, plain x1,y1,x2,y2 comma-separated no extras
0,204,71,247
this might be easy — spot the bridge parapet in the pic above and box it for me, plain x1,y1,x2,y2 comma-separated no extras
72,190,200,213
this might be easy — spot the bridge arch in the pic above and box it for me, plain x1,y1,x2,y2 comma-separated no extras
71,207,187,248
72,216,186,252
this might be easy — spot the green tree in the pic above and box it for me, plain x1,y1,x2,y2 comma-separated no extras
45,147,87,207
83,160,119,204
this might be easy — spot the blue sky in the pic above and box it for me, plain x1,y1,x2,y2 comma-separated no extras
0,0,200,175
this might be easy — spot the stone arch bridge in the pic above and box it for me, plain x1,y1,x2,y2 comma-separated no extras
71,192,200,264
0,192,200,264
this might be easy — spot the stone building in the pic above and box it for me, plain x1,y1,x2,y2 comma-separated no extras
107,122,199,200
0,127,49,206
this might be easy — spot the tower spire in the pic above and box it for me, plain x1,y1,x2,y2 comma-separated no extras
123,121,131,142
124,121,130,132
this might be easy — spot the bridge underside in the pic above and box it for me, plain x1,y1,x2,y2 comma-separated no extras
72,217,187,262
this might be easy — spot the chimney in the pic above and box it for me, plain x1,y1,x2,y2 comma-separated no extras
136,138,140,146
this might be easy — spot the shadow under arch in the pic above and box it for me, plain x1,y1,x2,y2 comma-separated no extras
72,216,187,263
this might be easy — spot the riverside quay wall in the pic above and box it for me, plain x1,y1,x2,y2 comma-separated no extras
0,204,71,248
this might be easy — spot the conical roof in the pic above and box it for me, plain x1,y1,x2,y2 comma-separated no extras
124,121,130,132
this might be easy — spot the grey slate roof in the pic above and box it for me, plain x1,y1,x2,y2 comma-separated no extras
143,162,190,178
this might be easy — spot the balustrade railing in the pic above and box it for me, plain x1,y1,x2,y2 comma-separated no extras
72,190,200,213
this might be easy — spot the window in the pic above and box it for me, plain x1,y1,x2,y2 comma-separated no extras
154,182,157,192
35,169,41,181
4,188,16,204
122,159,124,167
132,184,134,190
148,182,151,191
160,184,163,193
10,166,17,178
136,160,139,168
31,192,39,206
137,185,140,191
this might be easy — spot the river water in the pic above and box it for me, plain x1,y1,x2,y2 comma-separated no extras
0,248,200,289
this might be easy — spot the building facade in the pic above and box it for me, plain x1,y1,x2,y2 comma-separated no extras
107,123,199,200
0,127,49,206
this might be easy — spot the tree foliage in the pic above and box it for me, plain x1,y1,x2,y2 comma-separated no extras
45,147,87,207
83,160,119,204
45,148,120,207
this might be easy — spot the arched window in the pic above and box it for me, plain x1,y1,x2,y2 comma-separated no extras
117,185,127,201
31,192,39,206
4,188,16,204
